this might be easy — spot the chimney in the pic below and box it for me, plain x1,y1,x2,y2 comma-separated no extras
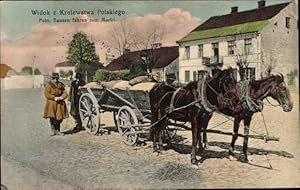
152,43,162,49
258,0,266,9
124,48,130,54
231,6,238,14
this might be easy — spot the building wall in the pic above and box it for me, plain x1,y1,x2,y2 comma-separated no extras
260,1,298,78
178,33,260,83
2,75,45,89
178,2,298,83
152,58,179,82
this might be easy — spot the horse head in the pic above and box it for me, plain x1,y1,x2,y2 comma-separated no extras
269,73,293,112
218,68,237,93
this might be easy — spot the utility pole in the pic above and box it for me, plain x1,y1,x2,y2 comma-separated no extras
32,56,36,88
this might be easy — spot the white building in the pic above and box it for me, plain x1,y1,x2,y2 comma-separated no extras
177,0,298,83
54,61,76,79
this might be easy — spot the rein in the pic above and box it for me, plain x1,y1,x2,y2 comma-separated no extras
265,97,281,107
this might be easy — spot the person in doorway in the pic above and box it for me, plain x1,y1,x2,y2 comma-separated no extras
43,72,69,136
68,73,86,132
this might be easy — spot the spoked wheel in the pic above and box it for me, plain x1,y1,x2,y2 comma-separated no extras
79,93,100,135
162,125,176,143
116,106,138,146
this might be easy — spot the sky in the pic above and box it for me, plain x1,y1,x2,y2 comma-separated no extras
1,0,289,41
1,0,293,73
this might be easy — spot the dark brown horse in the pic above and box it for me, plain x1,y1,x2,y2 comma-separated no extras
149,68,237,165
202,74,293,162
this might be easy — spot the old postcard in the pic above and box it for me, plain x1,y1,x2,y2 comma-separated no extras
1,0,299,189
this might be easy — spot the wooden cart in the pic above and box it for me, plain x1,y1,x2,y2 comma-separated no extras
78,87,176,146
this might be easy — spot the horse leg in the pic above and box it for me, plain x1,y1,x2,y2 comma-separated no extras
158,126,164,151
202,113,212,149
242,115,252,162
197,117,203,154
229,116,241,156
150,109,159,153
191,119,198,165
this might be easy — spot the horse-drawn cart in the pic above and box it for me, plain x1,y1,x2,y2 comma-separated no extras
78,87,175,146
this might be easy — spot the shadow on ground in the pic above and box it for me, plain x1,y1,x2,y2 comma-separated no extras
164,140,294,165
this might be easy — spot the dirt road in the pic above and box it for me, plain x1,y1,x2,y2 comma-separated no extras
1,88,300,189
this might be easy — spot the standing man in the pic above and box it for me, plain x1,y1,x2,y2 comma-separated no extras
68,73,86,132
43,72,69,136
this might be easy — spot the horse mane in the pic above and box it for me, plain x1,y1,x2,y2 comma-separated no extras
250,75,278,88
184,81,198,90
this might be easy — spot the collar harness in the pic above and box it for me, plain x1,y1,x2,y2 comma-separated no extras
169,74,216,113
240,80,263,113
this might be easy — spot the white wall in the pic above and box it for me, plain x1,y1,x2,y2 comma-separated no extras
2,75,45,89
178,2,298,83
260,1,298,77
178,33,261,82
152,58,179,82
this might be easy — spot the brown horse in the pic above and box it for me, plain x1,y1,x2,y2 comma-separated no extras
149,68,237,165
202,74,293,162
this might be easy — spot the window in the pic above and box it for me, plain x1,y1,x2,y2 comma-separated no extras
286,17,291,29
212,43,219,56
193,71,197,81
244,38,252,54
245,67,256,80
228,40,235,55
198,44,203,58
198,70,207,79
184,46,190,59
185,70,190,82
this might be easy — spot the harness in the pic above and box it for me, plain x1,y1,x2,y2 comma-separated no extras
197,75,216,113
240,80,263,113
169,87,183,112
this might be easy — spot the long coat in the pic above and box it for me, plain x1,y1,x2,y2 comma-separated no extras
43,81,69,120
68,79,86,117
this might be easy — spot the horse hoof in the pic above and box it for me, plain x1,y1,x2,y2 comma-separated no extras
240,155,249,163
198,148,204,154
204,144,209,150
229,155,237,161
228,147,234,156
153,149,161,154
191,159,198,166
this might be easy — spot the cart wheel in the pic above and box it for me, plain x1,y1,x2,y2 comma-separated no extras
162,126,176,143
79,93,100,135
116,106,138,146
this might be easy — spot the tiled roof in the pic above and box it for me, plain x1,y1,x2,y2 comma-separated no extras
55,61,75,67
0,64,12,78
105,46,179,71
178,2,289,42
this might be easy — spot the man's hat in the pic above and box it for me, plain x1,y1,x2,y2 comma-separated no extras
52,72,59,79
75,73,82,79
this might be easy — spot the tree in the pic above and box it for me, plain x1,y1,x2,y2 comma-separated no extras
261,50,277,77
136,20,165,78
67,70,74,79
21,66,41,75
109,19,165,79
235,46,250,81
67,32,101,82
109,20,139,56
58,70,68,79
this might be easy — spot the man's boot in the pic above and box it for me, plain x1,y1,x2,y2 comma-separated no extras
55,125,64,136
50,125,56,136
55,130,65,136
